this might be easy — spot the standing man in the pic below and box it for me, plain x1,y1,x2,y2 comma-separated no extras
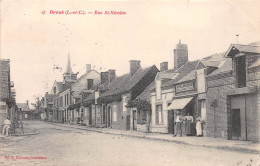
173,111,183,137
2,117,11,136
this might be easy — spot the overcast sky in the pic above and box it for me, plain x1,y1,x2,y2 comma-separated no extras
1,0,260,106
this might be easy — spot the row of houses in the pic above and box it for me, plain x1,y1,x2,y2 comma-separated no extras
0,59,33,132
41,40,260,142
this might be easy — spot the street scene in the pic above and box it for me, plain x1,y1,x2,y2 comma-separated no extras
1,1,260,166
1,121,259,166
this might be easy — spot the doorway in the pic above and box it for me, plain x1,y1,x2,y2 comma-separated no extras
89,106,92,125
231,109,241,139
133,110,137,131
107,107,111,127
168,110,174,134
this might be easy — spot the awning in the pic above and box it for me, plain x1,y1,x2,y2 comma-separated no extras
166,97,193,110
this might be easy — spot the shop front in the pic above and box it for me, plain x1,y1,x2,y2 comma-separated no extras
166,95,197,136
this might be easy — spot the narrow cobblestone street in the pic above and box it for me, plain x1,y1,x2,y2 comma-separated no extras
0,121,259,166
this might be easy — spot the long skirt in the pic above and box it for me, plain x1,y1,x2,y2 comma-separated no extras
186,120,192,135
196,122,202,136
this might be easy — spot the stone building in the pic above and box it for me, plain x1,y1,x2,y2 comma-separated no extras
206,43,260,142
0,59,16,130
97,61,159,130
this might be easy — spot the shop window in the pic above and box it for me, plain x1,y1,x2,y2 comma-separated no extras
156,104,163,124
236,56,246,88
113,105,118,122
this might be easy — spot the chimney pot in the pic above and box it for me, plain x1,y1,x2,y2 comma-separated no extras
101,72,109,84
160,62,168,72
130,60,141,77
26,100,29,106
108,70,116,82
174,40,188,70
86,64,91,73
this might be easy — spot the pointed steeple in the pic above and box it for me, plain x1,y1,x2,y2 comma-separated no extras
64,53,73,74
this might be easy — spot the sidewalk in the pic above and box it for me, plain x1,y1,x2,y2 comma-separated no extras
48,122,260,154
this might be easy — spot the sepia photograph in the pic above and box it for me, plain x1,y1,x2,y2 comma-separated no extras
0,0,260,165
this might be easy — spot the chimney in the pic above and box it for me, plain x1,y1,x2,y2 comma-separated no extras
86,64,91,73
160,62,168,72
26,100,29,105
101,72,109,84
174,40,188,70
130,60,141,77
108,70,116,82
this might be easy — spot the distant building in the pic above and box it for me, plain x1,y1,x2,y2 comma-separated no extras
51,54,100,123
17,100,32,120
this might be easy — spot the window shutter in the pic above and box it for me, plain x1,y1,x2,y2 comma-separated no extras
156,106,159,124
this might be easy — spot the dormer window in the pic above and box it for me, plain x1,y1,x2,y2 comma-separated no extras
235,55,246,88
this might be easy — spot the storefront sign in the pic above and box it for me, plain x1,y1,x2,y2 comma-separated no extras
176,82,194,92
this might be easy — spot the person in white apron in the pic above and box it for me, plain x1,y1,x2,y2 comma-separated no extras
195,113,202,136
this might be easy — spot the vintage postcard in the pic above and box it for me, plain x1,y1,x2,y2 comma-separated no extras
0,0,260,165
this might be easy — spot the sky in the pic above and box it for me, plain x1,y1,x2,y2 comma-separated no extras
1,0,260,106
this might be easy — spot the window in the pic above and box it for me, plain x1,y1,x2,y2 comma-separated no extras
113,105,118,122
156,80,162,100
156,104,163,124
236,56,246,88
123,96,127,112
87,79,94,89
25,114,28,118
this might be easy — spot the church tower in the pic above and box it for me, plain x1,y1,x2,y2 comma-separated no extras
174,40,188,70
63,53,77,83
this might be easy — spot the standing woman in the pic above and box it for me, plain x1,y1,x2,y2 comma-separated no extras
195,113,202,136
185,112,193,136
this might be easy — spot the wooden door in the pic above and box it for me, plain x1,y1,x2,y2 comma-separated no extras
231,109,241,139
133,110,137,131
107,107,111,127
89,106,92,125
168,110,174,134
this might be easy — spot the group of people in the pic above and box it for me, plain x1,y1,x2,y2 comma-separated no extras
173,111,203,137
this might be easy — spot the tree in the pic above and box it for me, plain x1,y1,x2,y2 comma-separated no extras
126,98,152,132
31,95,42,112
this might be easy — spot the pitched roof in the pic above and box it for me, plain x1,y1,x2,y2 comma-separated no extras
162,60,200,88
225,44,260,57
176,70,196,83
99,65,157,98
201,60,222,68
249,57,260,68
207,58,232,76
17,103,31,112
135,81,155,101
248,40,260,46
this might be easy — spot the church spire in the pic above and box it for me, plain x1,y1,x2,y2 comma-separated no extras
64,52,73,74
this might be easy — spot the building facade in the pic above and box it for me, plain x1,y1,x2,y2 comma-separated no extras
206,44,260,142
